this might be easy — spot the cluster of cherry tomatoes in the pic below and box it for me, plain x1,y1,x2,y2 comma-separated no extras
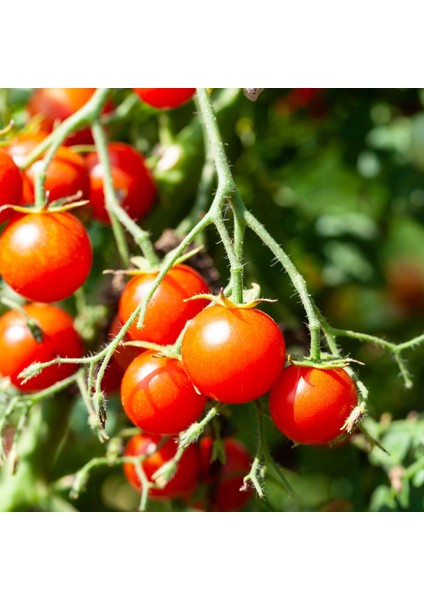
0,87,359,510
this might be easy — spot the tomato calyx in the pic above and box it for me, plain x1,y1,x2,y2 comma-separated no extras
287,353,365,370
185,284,277,310
0,194,89,217
123,340,182,360
340,401,367,434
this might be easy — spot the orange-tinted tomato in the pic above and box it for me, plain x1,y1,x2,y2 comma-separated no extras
133,88,196,109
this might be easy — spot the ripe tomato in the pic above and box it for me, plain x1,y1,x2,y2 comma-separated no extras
181,305,286,404
199,436,253,511
133,88,196,109
85,142,156,224
0,304,83,392
0,149,23,222
0,211,92,302
27,88,97,145
108,314,142,373
121,351,206,435
118,264,209,344
123,433,200,499
6,133,90,204
269,366,358,444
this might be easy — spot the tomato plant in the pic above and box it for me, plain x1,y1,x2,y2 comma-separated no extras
123,433,200,499
181,304,286,404
133,88,196,109
0,211,92,302
269,366,358,444
121,351,206,434
199,436,253,511
118,264,210,344
85,142,156,224
0,304,83,392
108,314,142,372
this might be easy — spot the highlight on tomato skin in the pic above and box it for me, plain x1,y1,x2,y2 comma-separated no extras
133,88,196,109
0,304,83,392
123,433,201,500
85,142,156,225
118,264,210,345
181,305,286,404
121,351,206,435
269,365,358,445
0,211,93,303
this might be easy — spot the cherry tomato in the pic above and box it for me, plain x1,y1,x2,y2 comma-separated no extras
269,365,358,444
85,142,156,224
6,133,90,204
121,351,206,435
118,264,210,344
108,314,142,373
199,436,253,511
181,305,286,404
27,88,97,145
133,88,196,109
0,304,83,392
0,211,92,302
0,149,23,222
123,433,200,499
101,359,123,395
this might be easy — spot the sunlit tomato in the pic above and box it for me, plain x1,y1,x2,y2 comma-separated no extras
27,88,98,145
6,133,90,204
0,149,23,222
199,436,253,511
0,304,83,392
108,314,142,373
85,142,156,224
0,211,92,302
123,433,200,499
181,305,286,404
269,366,358,445
133,88,196,109
118,264,209,344
121,351,206,435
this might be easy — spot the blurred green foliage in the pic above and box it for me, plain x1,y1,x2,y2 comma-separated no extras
0,88,423,512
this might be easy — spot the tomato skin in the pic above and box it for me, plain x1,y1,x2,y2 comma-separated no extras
0,304,83,392
181,305,286,404
121,351,206,435
199,437,253,511
0,212,92,303
108,314,142,373
0,150,23,222
269,366,358,444
27,88,97,145
133,88,196,109
123,433,200,499
85,142,156,224
6,134,90,204
118,264,210,344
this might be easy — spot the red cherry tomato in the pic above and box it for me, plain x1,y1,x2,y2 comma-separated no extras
6,133,90,204
121,351,206,435
181,305,286,404
133,88,196,109
85,142,156,224
101,359,123,395
0,304,83,392
0,149,23,222
108,314,142,373
269,365,358,444
118,264,210,344
27,88,98,145
199,436,253,511
0,211,92,302
123,433,200,499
